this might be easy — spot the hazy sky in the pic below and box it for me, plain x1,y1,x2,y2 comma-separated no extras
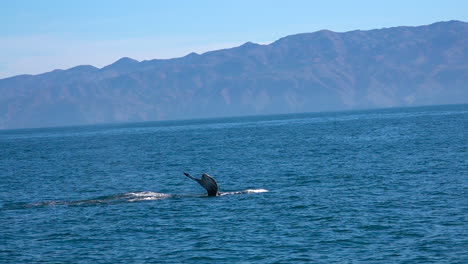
1,0,467,78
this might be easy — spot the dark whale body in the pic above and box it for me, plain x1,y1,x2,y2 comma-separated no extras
183,172,220,196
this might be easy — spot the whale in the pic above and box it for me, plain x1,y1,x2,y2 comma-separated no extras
6,174,268,209
183,172,220,196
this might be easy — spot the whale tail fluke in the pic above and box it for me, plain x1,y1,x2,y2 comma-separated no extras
183,172,220,196
183,172,199,182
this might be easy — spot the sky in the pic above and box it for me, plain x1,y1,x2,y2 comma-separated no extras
1,0,467,78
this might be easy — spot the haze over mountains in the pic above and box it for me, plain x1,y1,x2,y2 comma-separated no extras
1,21,467,129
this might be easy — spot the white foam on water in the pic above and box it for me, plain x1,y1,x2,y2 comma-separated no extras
218,189,269,196
125,191,171,202
243,189,269,194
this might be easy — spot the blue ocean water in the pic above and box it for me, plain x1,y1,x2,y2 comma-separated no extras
0,104,467,263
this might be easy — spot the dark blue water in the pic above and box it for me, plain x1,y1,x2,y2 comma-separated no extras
1,104,467,263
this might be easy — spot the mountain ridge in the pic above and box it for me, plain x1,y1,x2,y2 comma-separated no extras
1,20,467,129
2,20,465,78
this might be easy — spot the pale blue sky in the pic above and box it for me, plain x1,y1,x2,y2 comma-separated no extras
1,0,467,78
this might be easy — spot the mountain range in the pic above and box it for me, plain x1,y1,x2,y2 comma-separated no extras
1,20,467,129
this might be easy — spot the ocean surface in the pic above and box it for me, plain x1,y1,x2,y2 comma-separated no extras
1,104,467,263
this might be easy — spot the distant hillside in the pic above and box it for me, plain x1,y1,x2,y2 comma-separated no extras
1,20,467,129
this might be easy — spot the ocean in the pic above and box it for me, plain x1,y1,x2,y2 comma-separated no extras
1,104,467,263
